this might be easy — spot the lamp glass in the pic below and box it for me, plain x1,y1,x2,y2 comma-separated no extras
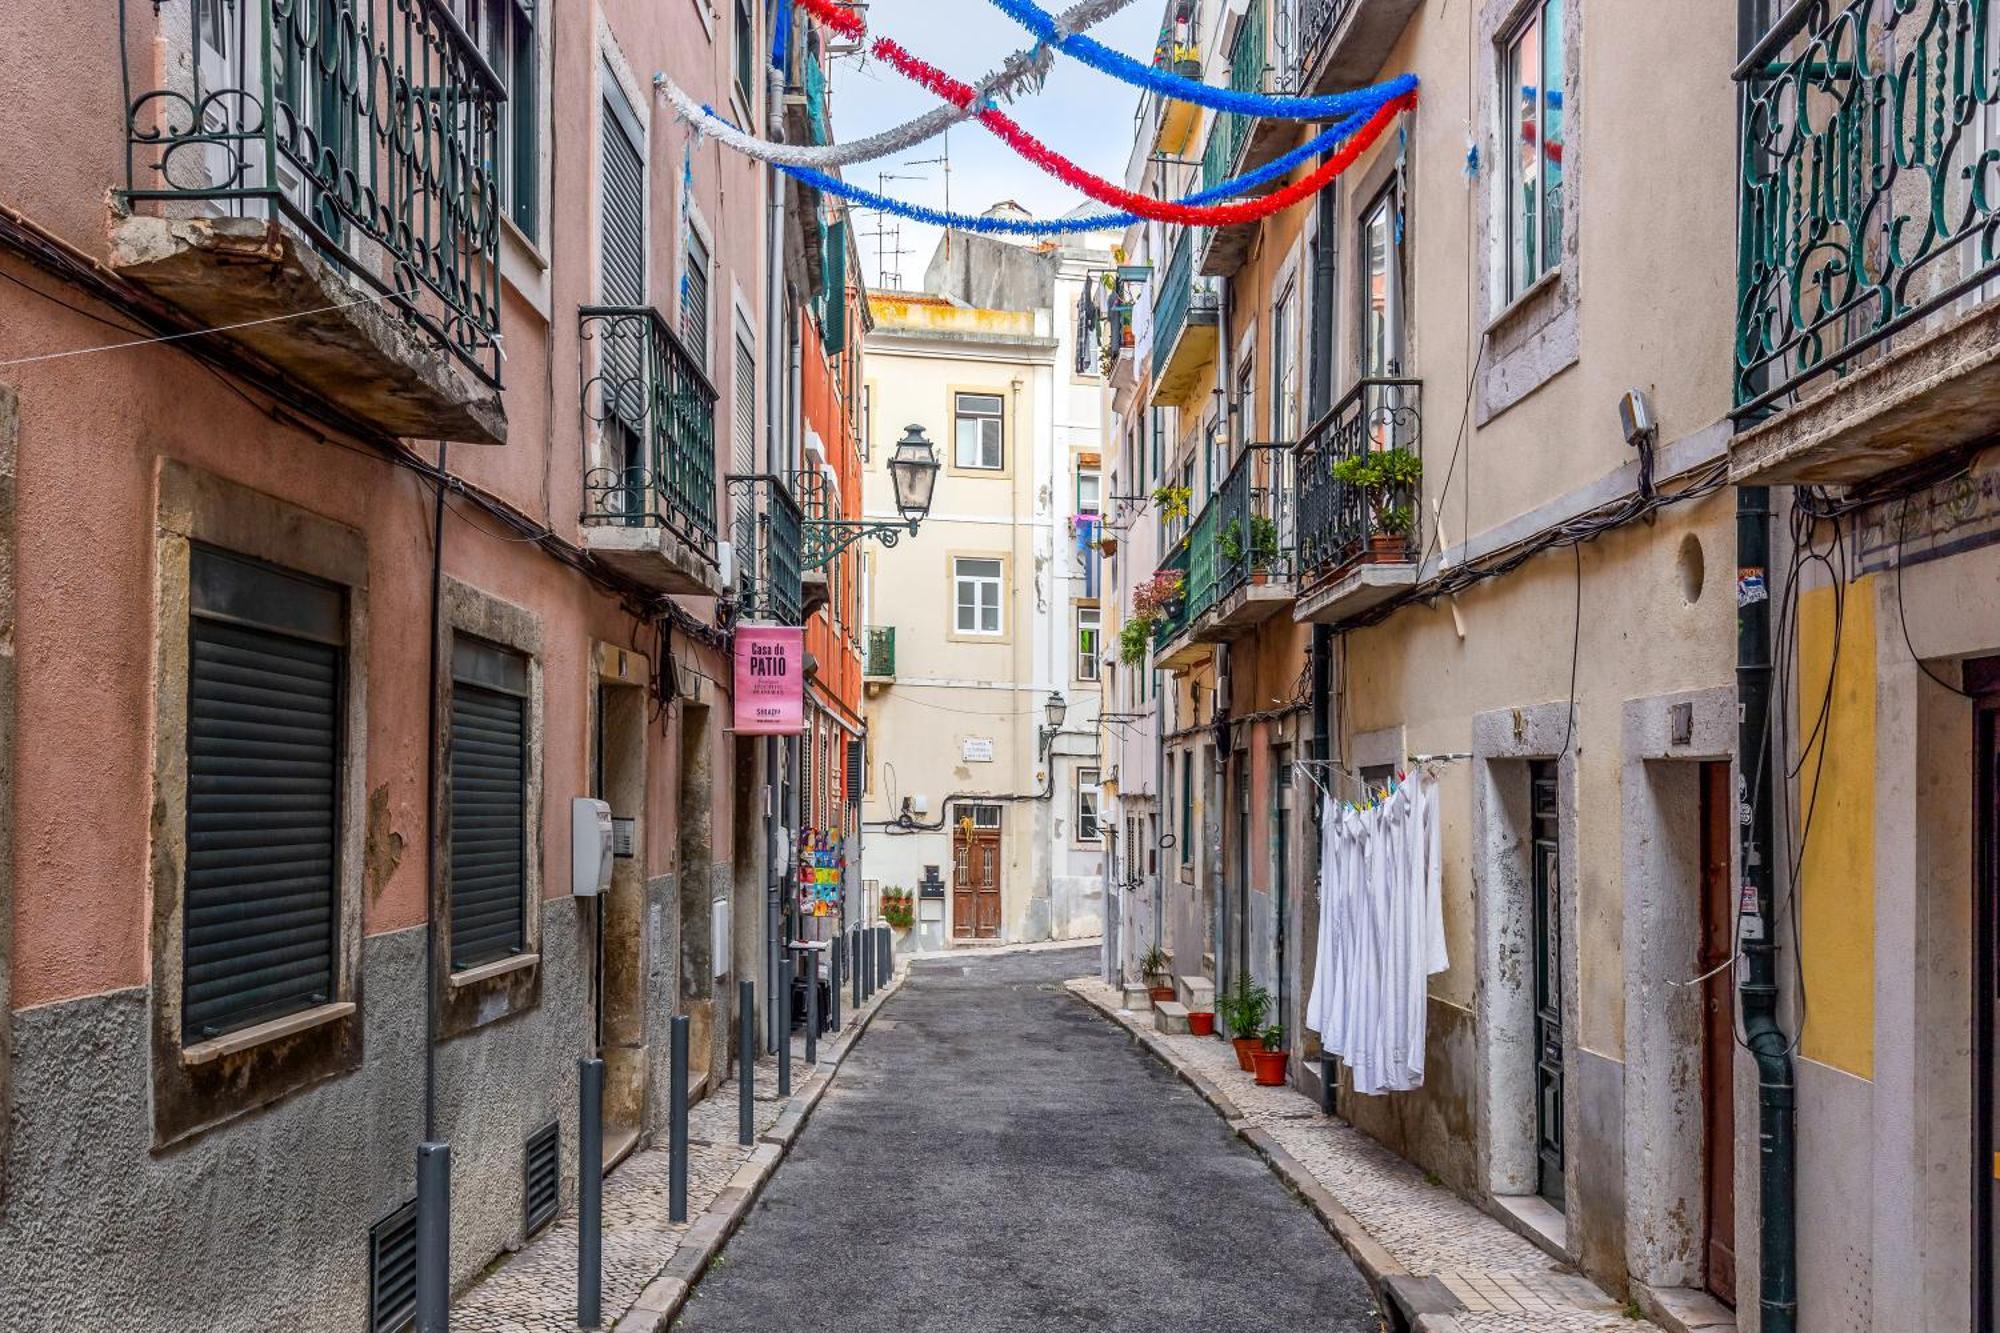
1045,690,1067,730
888,426,940,522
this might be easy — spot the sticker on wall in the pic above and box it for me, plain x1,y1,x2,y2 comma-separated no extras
1736,567,1767,607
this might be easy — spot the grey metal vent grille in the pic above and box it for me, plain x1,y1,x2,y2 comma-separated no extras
525,1120,560,1235
368,1199,418,1333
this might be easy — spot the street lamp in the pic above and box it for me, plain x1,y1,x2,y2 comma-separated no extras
793,424,942,570
1039,690,1068,759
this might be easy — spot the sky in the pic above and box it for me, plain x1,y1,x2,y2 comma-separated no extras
824,0,1161,290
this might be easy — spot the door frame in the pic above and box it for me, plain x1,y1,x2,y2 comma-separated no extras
1974,662,2000,1330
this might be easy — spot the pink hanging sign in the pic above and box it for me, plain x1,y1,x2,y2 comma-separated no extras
732,624,805,734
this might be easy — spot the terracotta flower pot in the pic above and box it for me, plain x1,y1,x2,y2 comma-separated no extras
1367,532,1409,563
1187,1010,1216,1036
1149,985,1177,1003
1251,1049,1289,1086
1231,1035,1260,1072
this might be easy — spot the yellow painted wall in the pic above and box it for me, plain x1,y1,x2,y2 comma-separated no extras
1796,576,1877,1080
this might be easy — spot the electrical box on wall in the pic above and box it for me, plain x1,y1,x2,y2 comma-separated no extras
571,798,613,897
712,900,731,979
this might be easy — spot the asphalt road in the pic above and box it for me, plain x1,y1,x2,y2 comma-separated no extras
675,946,1382,1333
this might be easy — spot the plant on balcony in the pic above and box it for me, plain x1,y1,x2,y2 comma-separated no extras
1331,447,1422,563
1133,569,1184,620
1119,616,1155,666
1219,517,1246,563
1151,483,1192,522
1250,515,1282,570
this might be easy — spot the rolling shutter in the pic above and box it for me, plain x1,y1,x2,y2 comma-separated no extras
183,547,344,1044
682,230,711,371
450,637,529,970
600,82,646,307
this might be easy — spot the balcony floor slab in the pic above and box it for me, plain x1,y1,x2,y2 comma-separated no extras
583,526,722,596
1196,581,1296,641
109,213,505,447
1292,561,1418,625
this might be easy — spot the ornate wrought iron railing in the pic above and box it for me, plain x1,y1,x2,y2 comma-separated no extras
579,307,719,560
1150,533,1195,650
1213,443,1296,602
1201,0,1267,197
726,475,805,625
1736,0,2000,415
865,626,895,677
1295,0,1357,87
122,0,505,387
1295,377,1423,578
1150,230,1217,379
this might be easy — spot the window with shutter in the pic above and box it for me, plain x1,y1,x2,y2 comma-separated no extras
683,229,711,371
449,636,530,970
183,546,345,1043
599,78,646,307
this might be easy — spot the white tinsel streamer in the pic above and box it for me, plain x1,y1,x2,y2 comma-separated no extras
655,0,1138,169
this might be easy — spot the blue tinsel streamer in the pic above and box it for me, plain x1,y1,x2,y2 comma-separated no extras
989,0,1418,120
770,93,1392,235
773,0,793,72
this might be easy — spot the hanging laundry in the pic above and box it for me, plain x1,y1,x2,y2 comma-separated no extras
1305,770,1446,1095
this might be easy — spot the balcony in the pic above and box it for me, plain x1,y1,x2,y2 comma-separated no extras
864,627,896,689
1149,447,1296,665
116,0,505,446
1196,1,1293,279
725,475,805,625
1149,231,1220,407
1152,49,1205,155
1292,378,1424,625
578,308,721,594
1294,0,1422,100
1732,0,2000,484
1148,536,1211,671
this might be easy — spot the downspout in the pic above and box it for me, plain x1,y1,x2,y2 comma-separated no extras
423,442,449,1140
1308,623,1330,1061
1736,484,1796,1333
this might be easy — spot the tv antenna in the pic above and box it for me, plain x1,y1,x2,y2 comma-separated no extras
903,129,953,257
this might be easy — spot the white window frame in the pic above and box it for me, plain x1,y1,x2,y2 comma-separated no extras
953,557,1004,636
1502,0,1565,304
1076,767,1104,844
1076,603,1102,682
954,392,1006,470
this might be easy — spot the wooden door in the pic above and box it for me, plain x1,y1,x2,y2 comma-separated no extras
1529,761,1565,1210
1698,762,1737,1307
952,818,1002,940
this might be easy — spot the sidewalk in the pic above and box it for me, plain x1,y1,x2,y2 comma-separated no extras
451,965,906,1333
1067,978,1663,1333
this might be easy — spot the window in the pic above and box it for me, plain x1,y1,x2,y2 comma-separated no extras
1272,282,1298,442
1077,768,1103,843
682,228,711,371
183,546,345,1042
953,557,1004,635
1076,604,1102,681
860,383,872,461
734,0,756,107
1234,354,1255,457
1077,470,1101,517
1361,185,1403,377
1179,753,1192,865
964,803,1002,829
954,392,1005,470
457,0,538,237
1504,0,1566,301
449,635,530,970
600,75,646,307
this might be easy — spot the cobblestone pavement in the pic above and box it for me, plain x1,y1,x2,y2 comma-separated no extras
1069,978,1655,1333
451,1045,801,1333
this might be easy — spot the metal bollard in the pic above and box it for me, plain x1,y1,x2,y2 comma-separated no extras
877,925,891,987
850,928,863,1009
738,978,756,1146
669,1016,689,1223
863,926,876,999
1318,1055,1337,1116
829,936,842,1031
416,1141,451,1332
578,1059,604,1328
778,954,793,1097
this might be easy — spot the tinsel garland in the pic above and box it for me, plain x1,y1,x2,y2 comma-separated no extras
871,37,1405,225
988,0,1420,119
778,87,1414,234
796,0,865,39
656,0,1138,169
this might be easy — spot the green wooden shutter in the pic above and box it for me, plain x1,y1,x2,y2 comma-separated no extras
824,219,848,355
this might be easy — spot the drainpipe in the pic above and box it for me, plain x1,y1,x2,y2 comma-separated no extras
416,442,451,1332
1736,484,1796,1333
1308,623,1330,1058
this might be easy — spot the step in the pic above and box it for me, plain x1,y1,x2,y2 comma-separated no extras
1177,975,1214,1011
1119,982,1153,1011
1153,1000,1191,1034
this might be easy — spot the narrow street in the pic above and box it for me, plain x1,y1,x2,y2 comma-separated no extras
675,946,1382,1332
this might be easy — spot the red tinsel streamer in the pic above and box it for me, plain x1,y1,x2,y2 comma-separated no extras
797,0,867,38
870,36,1415,226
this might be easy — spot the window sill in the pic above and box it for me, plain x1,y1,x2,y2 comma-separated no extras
499,219,552,321
180,1000,358,1068
1484,267,1562,341
450,951,541,989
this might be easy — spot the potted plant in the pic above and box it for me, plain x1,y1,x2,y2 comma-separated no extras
1330,447,1422,563
1249,515,1281,578
1141,945,1175,1003
1186,1007,1216,1036
1150,483,1192,523
1119,616,1155,666
1220,977,1270,1071
1133,569,1184,622
1218,517,1245,563
1251,1026,1288,1086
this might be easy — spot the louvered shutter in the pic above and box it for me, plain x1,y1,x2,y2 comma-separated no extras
683,231,711,371
599,86,646,306
846,739,863,804
823,219,848,355
449,637,529,970
183,547,343,1043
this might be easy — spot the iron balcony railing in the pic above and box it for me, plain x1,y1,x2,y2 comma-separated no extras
725,475,805,625
1212,443,1296,602
1295,0,1358,87
865,627,895,677
1295,377,1424,578
1150,229,1218,379
580,307,719,559
1736,0,2000,416
1201,0,1267,197
122,0,505,387
1150,534,1195,650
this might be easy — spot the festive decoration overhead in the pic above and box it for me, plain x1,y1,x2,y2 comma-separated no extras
988,0,1419,119
776,85,1415,234
656,0,1139,169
